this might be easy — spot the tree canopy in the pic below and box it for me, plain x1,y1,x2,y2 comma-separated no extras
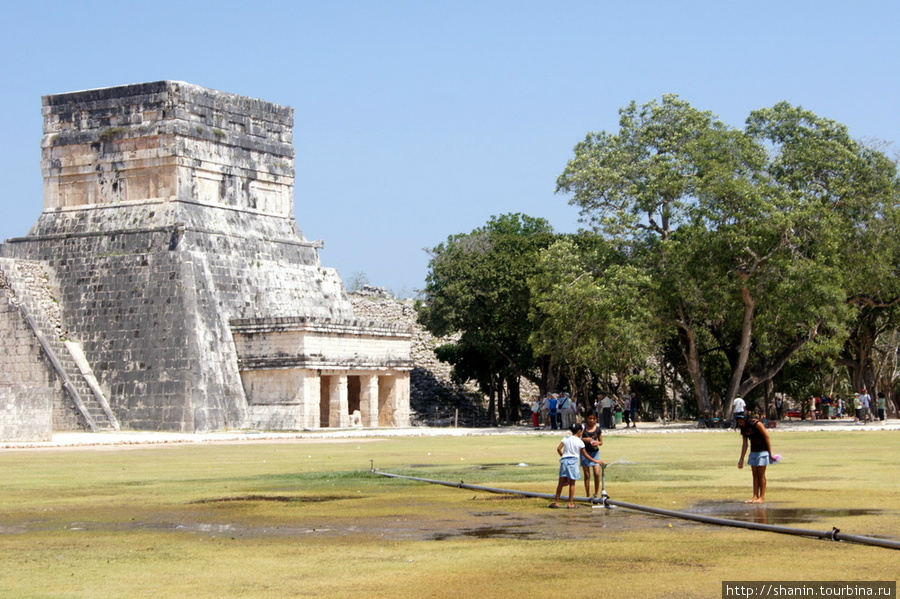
416,213,556,422
557,96,899,415
528,235,657,400
417,96,899,421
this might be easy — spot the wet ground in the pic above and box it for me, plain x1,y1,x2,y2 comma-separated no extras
1,492,889,543
3,423,896,543
687,501,882,526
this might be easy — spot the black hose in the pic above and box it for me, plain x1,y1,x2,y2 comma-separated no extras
371,469,900,551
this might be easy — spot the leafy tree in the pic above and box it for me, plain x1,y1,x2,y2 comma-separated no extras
746,105,900,401
416,213,556,422
831,146,900,396
557,96,893,415
557,95,717,244
557,95,725,412
528,235,657,405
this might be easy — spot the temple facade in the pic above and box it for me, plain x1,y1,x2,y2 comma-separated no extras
0,81,411,440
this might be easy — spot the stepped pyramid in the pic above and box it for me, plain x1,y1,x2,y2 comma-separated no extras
0,82,411,440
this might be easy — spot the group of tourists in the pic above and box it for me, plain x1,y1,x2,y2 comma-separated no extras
531,392,639,431
849,389,888,424
596,393,638,429
802,389,888,422
530,393,577,430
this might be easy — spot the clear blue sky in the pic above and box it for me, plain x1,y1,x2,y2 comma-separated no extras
1,1,897,297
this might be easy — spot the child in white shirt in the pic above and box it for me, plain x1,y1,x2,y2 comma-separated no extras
550,423,601,508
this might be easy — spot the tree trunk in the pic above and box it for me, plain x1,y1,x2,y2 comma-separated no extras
839,319,880,395
735,321,823,400
725,286,755,405
677,304,712,415
487,376,497,426
497,381,505,423
506,374,521,422
764,378,775,419
537,355,552,397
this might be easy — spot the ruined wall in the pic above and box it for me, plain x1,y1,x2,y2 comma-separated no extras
231,316,412,429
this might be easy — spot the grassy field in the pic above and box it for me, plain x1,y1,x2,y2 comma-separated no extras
0,429,897,598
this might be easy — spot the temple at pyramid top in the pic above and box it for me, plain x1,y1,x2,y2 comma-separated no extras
41,80,295,218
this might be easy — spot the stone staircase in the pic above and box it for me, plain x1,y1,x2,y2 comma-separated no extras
0,258,118,431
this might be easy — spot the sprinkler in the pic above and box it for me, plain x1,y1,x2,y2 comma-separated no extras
601,463,609,499
593,463,613,509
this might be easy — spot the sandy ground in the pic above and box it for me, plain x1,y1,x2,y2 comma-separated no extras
3,417,897,450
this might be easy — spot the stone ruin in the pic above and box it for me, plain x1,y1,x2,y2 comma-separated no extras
0,81,413,441
348,285,488,426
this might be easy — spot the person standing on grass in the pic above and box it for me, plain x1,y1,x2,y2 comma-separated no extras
548,394,559,430
600,394,615,429
580,412,604,498
736,413,775,504
569,395,579,428
551,423,600,509
531,396,542,430
876,392,887,421
558,392,572,430
855,389,871,424
540,393,551,428
731,396,746,428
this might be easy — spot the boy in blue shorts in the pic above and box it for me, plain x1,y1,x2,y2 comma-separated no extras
550,423,602,508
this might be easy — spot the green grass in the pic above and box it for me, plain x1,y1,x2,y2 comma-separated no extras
0,431,897,598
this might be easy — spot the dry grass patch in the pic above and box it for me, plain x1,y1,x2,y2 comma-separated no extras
0,430,896,598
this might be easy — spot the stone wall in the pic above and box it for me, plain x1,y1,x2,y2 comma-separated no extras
232,317,412,369
231,316,412,428
0,278,55,441
42,81,294,216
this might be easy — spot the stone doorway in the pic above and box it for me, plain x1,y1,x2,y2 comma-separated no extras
348,376,361,416
319,375,332,427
